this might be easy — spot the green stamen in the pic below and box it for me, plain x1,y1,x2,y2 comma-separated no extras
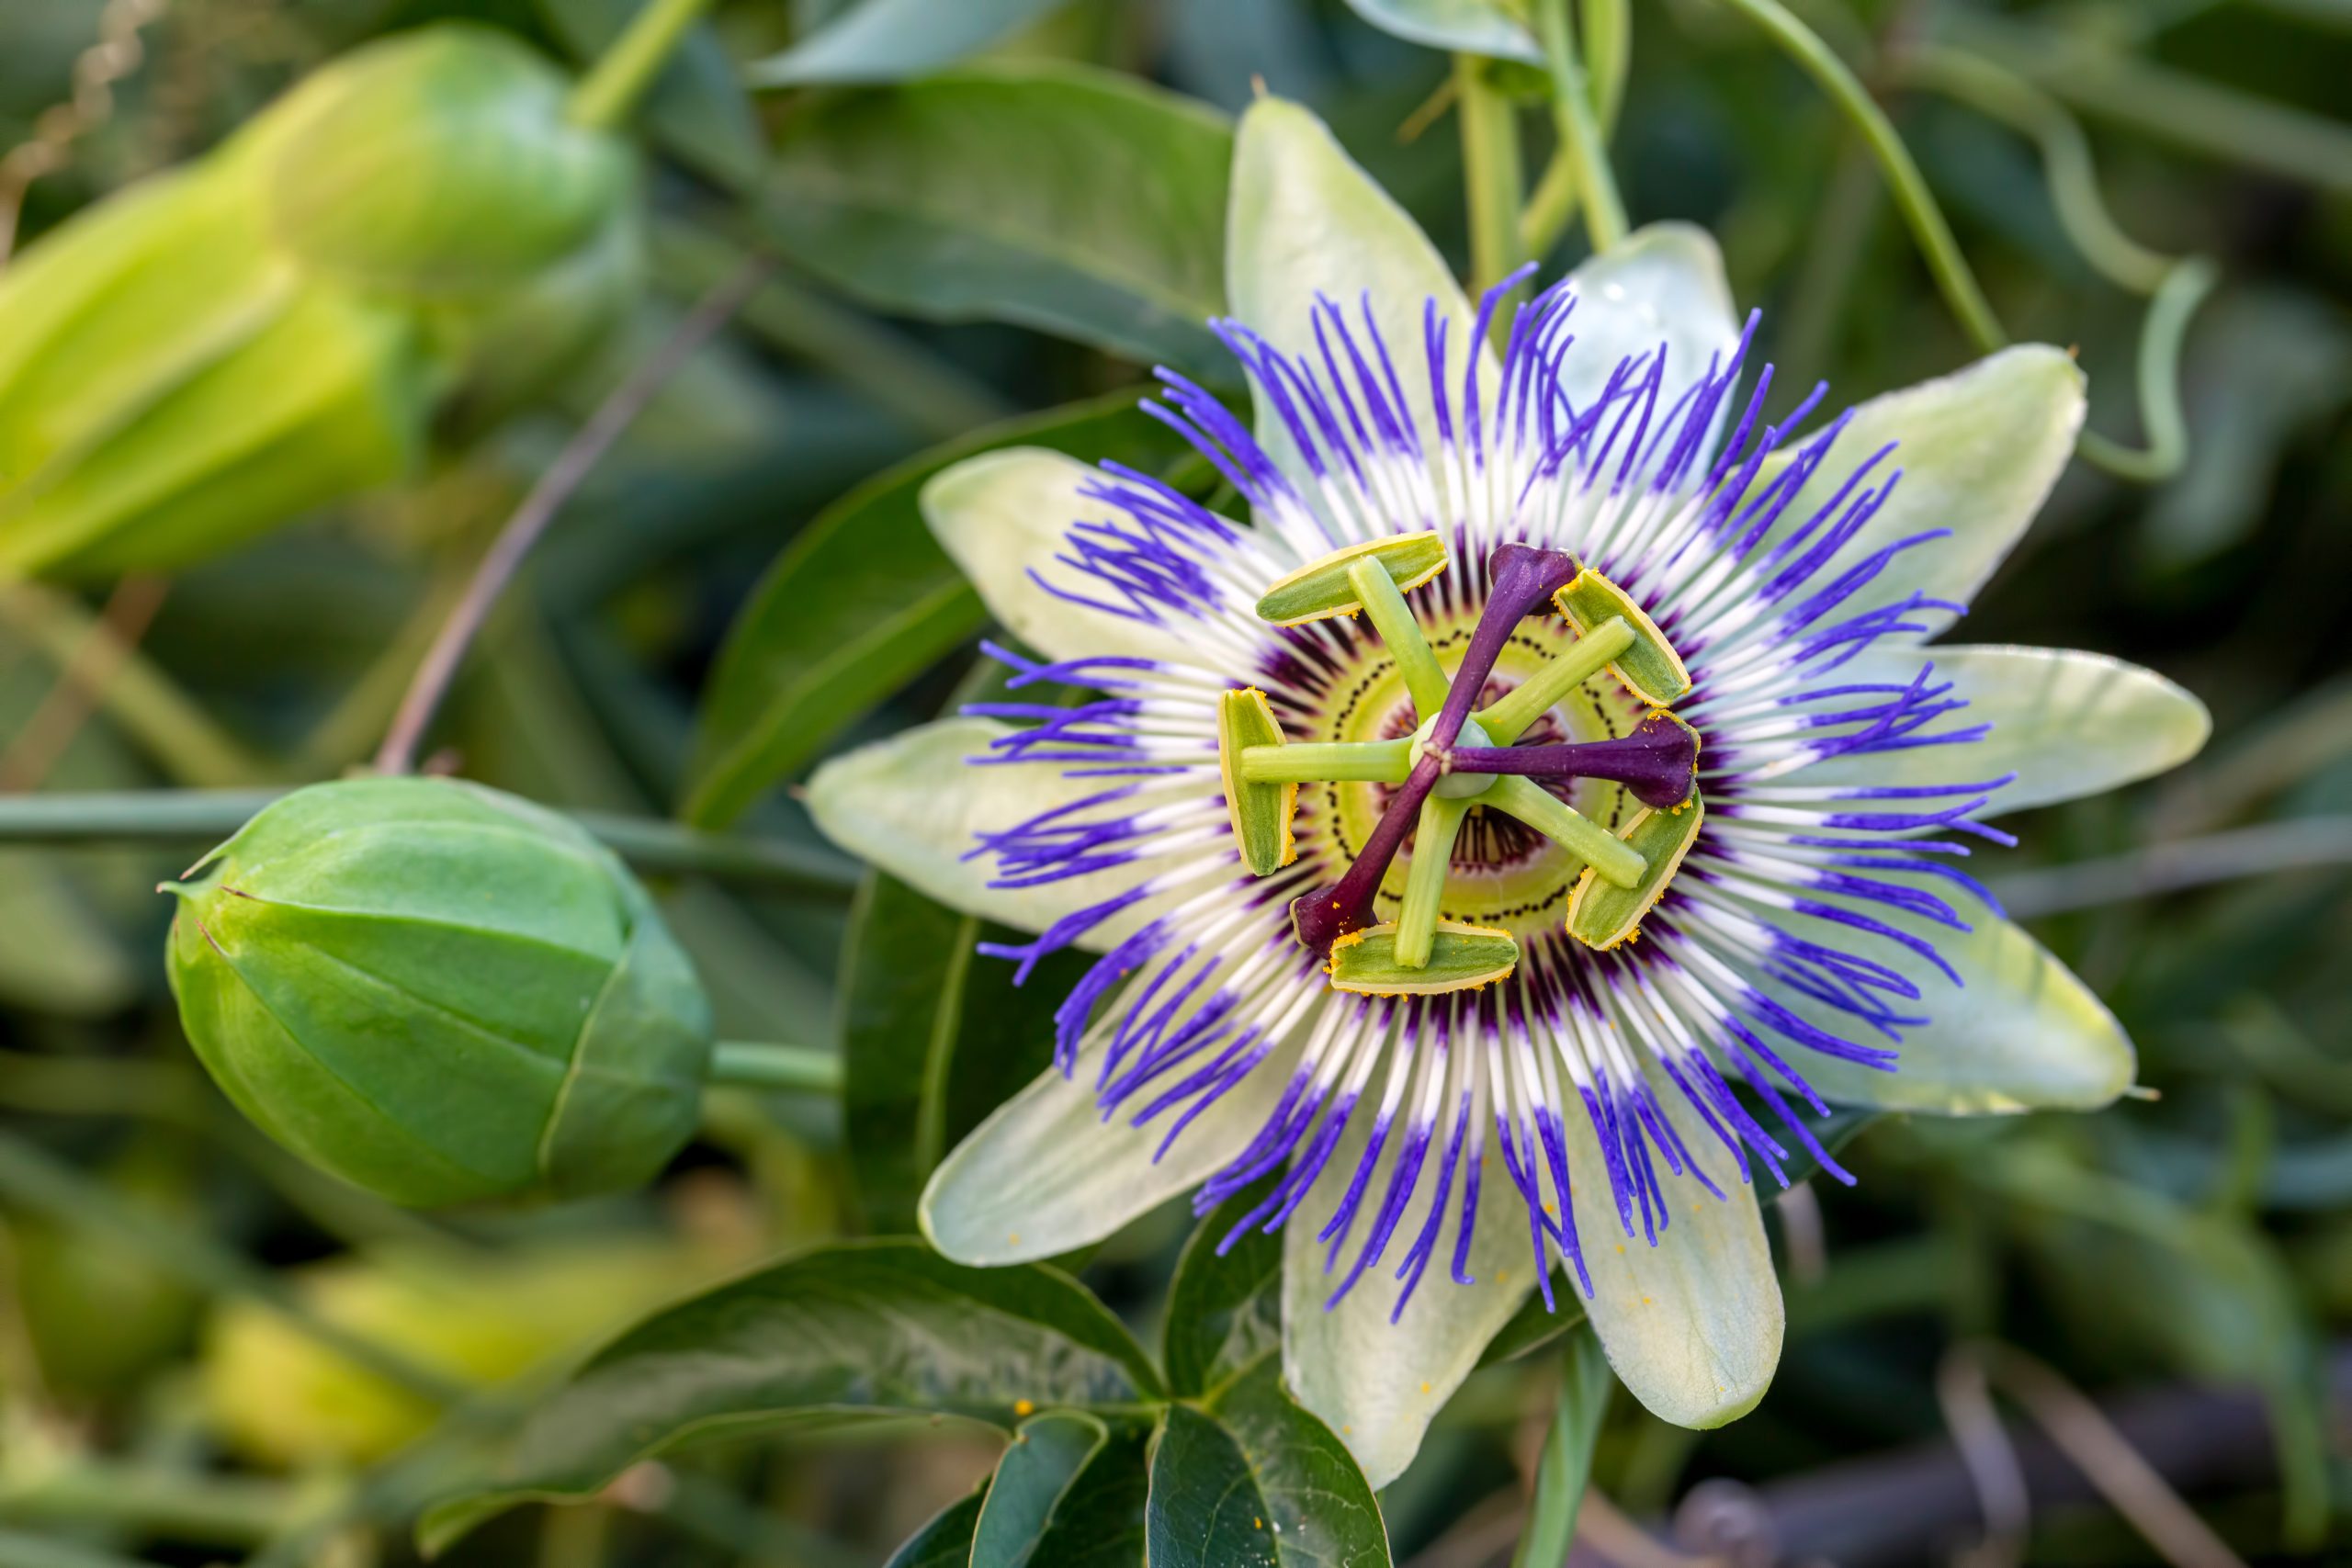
1394,795,1472,967
1484,775,1645,888
1476,615,1636,744
1238,739,1413,784
1348,558,1453,719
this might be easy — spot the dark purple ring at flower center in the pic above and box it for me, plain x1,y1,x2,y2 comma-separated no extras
1289,543,1583,956
1445,711,1700,811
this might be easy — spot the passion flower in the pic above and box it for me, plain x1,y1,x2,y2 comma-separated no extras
164,777,711,1208
807,98,2211,1483
0,25,639,580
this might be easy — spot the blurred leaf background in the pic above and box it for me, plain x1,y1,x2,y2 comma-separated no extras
0,0,2347,1563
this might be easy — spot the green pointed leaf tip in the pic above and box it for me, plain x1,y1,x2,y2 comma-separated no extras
1146,1359,1391,1568
1252,532,1449,627
164,777,712,1209
747,0,1073,86
1329,921,1520,996
0,25,639,581
1218,688,1299,877
417,1240,1163,1553
1554,570,1691,706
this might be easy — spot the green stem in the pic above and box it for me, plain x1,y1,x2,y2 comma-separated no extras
1238,738,1412,784
567,0,718,132
1534,0,1629,253
1395,796,1470,967
0,787,861,896
0,584,270,787
1349,559,1451,719
1944,11,2352,198
1487,775,1642,886
0,1462,302,1546
1898,46,2174,294
1715,0,2007,355
707,1040,843,1095
1521,0,1630,256
2074,256,2219,484
1476,616,1633,744
0,1131,462,1404
1454,54,1527,299
653,222,1013,441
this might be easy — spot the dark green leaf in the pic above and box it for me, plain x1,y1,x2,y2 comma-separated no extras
754,63,1232,375
1477,1276,1586,1369
840,873,1091,1233
1162,1174,1283,1399
888,1483,989,1568
1146,1359,1391,1568
418,1240,1164,1552
974,1410,1151,1568
532,0,764,189
1511,1326,1611,1568
748,0,1069,86
679,389,1195,829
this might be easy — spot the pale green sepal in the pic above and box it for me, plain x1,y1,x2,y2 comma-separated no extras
922,1043,1299,1266
1340,0,1542,62
1227,96,1487,500
1328,919,1519,996
1752,346,2086,629
1788,645,2210,816
922,447,1186,663
1743,908,2135,1114
1567,1073,1782,1429
1254,532,1447,627
1557,224,1741,459
1283,1106,1540,1488
806,717,1162,952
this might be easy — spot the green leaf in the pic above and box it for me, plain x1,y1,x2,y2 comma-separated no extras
1162,1177,1284,1399
1339,0,1542,63
840,873,1091,1232
1511,1327,1611,1568
680,389,1195,829
418,1240,1165,1552
748,0,1070,86
888,1483,990,1567
532,0,764,188
1146,1360,1391,1568
975,1410,1152,1568
754,63,1232,375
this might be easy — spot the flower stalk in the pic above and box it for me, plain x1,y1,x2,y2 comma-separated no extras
567,0,719,132
1534,0,1629,253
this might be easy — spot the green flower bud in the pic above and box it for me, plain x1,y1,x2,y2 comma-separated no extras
0,25,639,580
164,778,712,1208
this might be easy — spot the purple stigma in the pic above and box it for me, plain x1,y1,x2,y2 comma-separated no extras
1445,712,1700,810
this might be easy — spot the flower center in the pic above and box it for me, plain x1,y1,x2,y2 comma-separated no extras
1216,536,1707,996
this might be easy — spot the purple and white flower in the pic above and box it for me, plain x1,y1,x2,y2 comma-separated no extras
809,98,2208,1484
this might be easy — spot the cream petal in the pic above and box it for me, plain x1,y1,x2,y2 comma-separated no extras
1787,644,2210,816
1559,222,1741,446
1227,96,1488,491
806,716,1160,946
922,1033,1299,1266
922,447,1182,664
1754,344,2086,630
1566,1074,1781,1428
1732,906,2136,1114
1282,1104,1542,1488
